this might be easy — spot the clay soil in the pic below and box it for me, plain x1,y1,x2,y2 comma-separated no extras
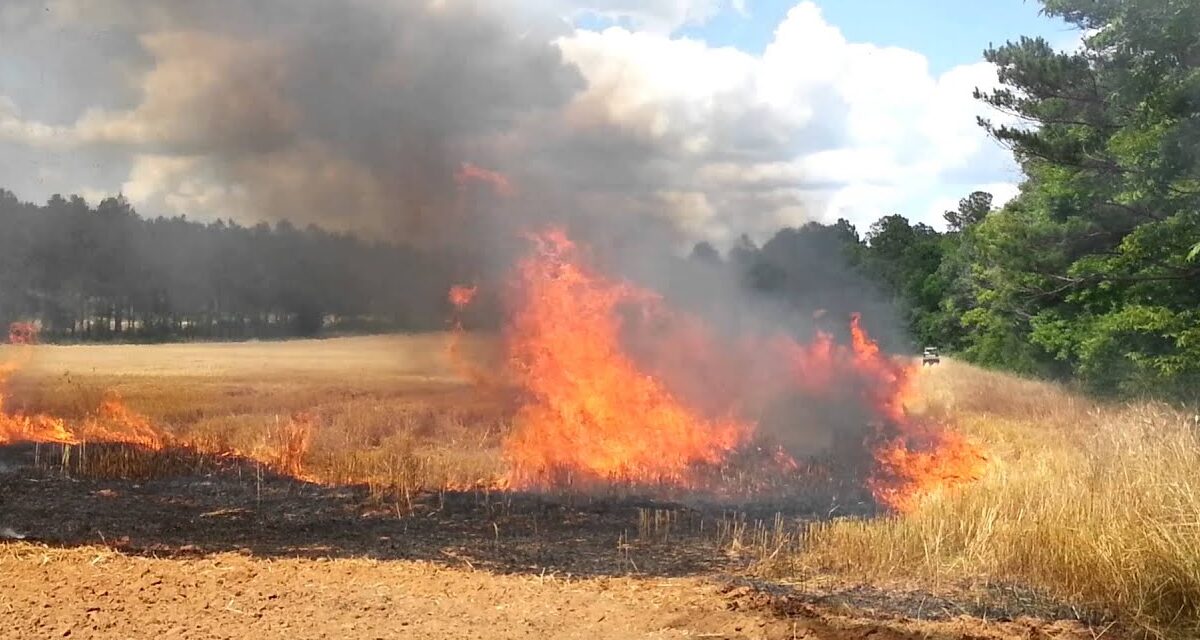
0,451,1101,640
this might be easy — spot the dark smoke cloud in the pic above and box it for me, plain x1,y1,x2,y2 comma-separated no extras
1,1,586,250
1,0,844,256
0,1,922,342
1,0,908,348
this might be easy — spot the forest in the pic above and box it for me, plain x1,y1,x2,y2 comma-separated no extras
0,189,472,341
1,0,1197,400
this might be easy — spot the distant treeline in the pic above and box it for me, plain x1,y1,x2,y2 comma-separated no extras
1,0,1196,400
694,0,1200,400
0,190,471,341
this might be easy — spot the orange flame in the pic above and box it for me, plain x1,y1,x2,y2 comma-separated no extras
449,284,478,309
489,227,986,510
455,162,516,198
501,229,750,489
0,323,166,448
272,411,314,478
868,427,988,513
0,328,315,480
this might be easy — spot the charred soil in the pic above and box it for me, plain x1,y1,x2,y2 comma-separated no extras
0,447,1102,639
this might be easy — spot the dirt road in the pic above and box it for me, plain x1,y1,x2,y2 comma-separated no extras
2,544,1102,640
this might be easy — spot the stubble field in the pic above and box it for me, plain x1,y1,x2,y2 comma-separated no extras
1,334,1196,638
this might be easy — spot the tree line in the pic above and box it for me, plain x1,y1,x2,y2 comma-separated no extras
710,0,1200,399
0,190,469,341
1,0,1195,399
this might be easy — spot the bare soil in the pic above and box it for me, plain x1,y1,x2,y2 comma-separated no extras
0,448,1103,639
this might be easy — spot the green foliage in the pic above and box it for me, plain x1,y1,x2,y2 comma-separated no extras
722,0,1200,401
958,0,1200,399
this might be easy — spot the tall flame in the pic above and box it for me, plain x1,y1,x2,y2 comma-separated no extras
487,229,986,511
502,229,750,489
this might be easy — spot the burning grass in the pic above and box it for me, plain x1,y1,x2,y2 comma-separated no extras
2,329,1195,634
794,360,1200,638
476,228,986,508
0,229,987,513
8,230,1180,633
0,333,507,502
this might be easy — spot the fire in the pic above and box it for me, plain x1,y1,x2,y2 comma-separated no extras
483,228,986,511
502,229,750,489
271,411,314,479
449,284,478,309
868,426,988,513
0,386,166,450
0,324,313,479
0,328,169,449
455,162,516,198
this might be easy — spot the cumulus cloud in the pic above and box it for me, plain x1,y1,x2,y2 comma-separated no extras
543,2,1017,239
540,0,741,34
0,0,1016,249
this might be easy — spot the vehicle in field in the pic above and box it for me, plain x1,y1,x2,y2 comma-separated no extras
922,347,940,366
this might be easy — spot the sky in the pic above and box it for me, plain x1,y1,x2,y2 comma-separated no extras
0,0,1080,247
679,1,1075,74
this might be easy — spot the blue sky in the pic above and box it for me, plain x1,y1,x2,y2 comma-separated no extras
803,1,1074,72
583,1,1077,74
566,0,1080,233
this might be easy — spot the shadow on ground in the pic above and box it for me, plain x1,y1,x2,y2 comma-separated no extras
0,443,856,579
0,442,1108,633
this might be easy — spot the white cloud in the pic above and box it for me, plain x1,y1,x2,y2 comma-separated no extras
0,96,74,146
0,0,1020,245
548,0,742,34
551,1,1017,237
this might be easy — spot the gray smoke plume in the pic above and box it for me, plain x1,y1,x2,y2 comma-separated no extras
7,1,583,247
0,0,908,343
0,0,834,259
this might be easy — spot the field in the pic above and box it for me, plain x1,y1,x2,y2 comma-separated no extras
1,335,1196,638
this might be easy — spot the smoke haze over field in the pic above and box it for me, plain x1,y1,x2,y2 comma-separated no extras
0,1,1005,515
0,0,1020,253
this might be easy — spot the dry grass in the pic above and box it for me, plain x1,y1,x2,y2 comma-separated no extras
797,359,1200,637
3,334,509,503
8,338,1200,634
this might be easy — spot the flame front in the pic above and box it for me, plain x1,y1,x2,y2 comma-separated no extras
502,229,750,489
0,323,315,478
491,229,987,511
0,388,165,450
449,284,478,309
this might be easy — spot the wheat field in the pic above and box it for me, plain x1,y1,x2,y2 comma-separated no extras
4,337,1199,636
794,359,1200,638
0,334,508,498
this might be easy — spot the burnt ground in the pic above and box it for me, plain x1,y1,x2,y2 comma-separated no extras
0,444,1114,639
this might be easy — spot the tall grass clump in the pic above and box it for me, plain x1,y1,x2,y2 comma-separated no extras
800,360,1200,637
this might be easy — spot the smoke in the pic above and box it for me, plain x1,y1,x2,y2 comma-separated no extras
1,0,845,255
0,1,966,506
1,2,564,250
0,0,908,342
